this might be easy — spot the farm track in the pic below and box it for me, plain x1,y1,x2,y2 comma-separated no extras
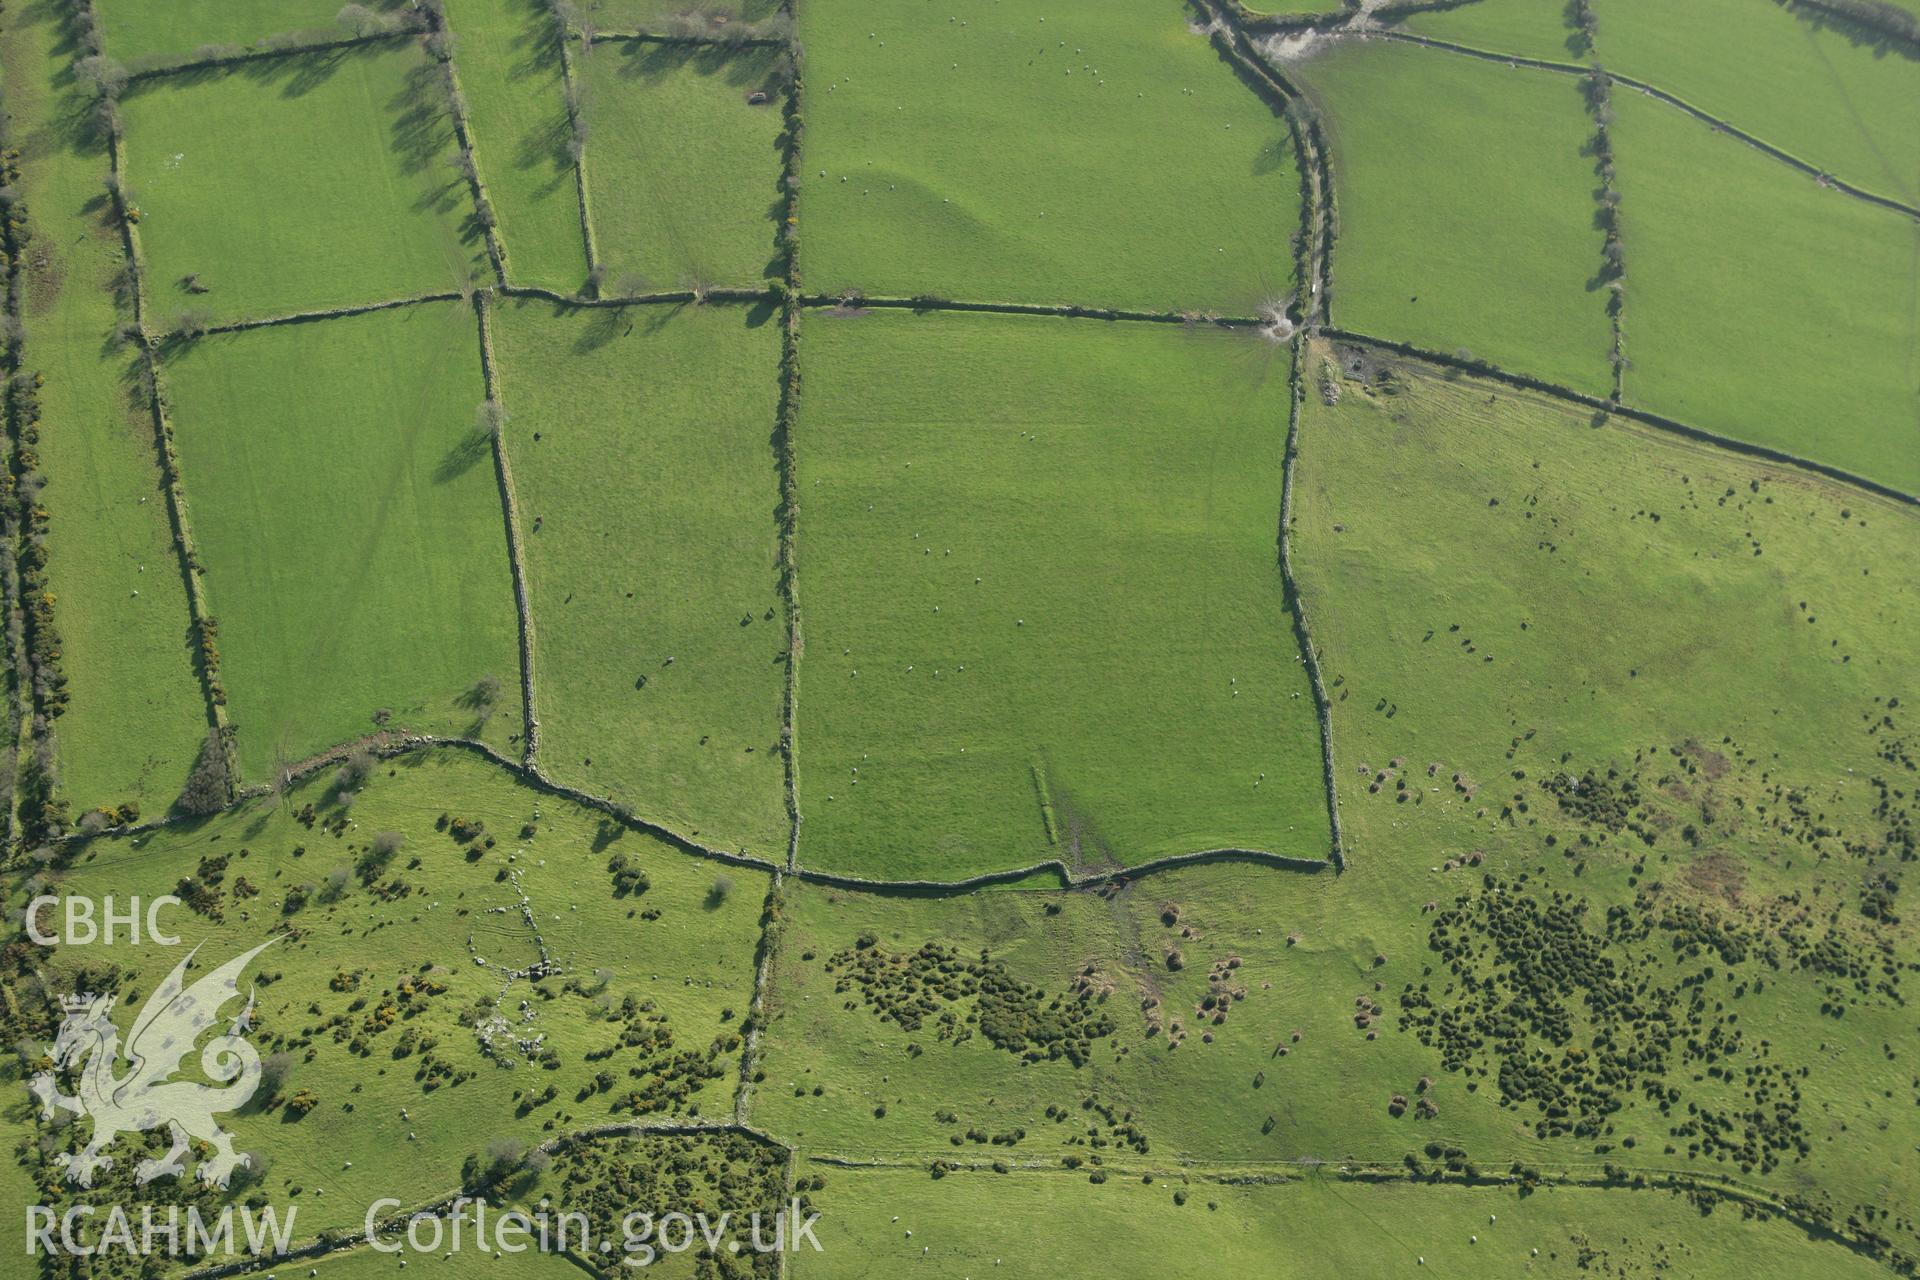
1281,335,1345,868
734,868,785,1125
1193,0,1337,323
471,292,541,767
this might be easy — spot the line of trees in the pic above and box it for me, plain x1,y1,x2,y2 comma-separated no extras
0,109,71,841
2,360,68,843
1565,0,1597,55
1579,51,1629,393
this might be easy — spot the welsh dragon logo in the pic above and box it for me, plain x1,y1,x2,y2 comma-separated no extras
30,940,275,1189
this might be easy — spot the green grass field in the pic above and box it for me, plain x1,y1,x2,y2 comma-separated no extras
795,1168,1892,1279
1397,0,1587,62
1293,40,1613,392
160,302,522,779
491,297,788,856
120,40,484,325
1609,91,1920,493
798,0,1299,313
0,747,766,1261
1594,0,1920,207
445,0,592,291
576,39,787,292
4,0,208,817
96,0,394,63
793,310,1328,880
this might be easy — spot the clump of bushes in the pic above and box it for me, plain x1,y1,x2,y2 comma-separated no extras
176,728,235,815
608,851,650,897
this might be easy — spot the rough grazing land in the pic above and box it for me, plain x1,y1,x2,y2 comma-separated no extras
0,750,765,1258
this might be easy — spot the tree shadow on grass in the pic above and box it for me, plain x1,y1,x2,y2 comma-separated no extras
496,0,577,190
391,60,460,179
135,43,356,99
607,36,775,91
1249,132,1292,177
435,425,495,483
1785,4,1920,66
565,298,688,353
515,121,578,201
456,676,506,739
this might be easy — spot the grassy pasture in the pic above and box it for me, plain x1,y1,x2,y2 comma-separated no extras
1608,91,1920,493
794,1167,1892,1279
96,0,398,63
0,748,766,1262
1288,343,1920,1238
161,302,522,779
1595,0,1920,206
1396,0,1587,61
444,0,591,291
797,0,1299,314
578,40,787,291
491,297,788,857
792,311,1328,881
3,0,208,816
1292,40,1613,393
120,40,485,326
